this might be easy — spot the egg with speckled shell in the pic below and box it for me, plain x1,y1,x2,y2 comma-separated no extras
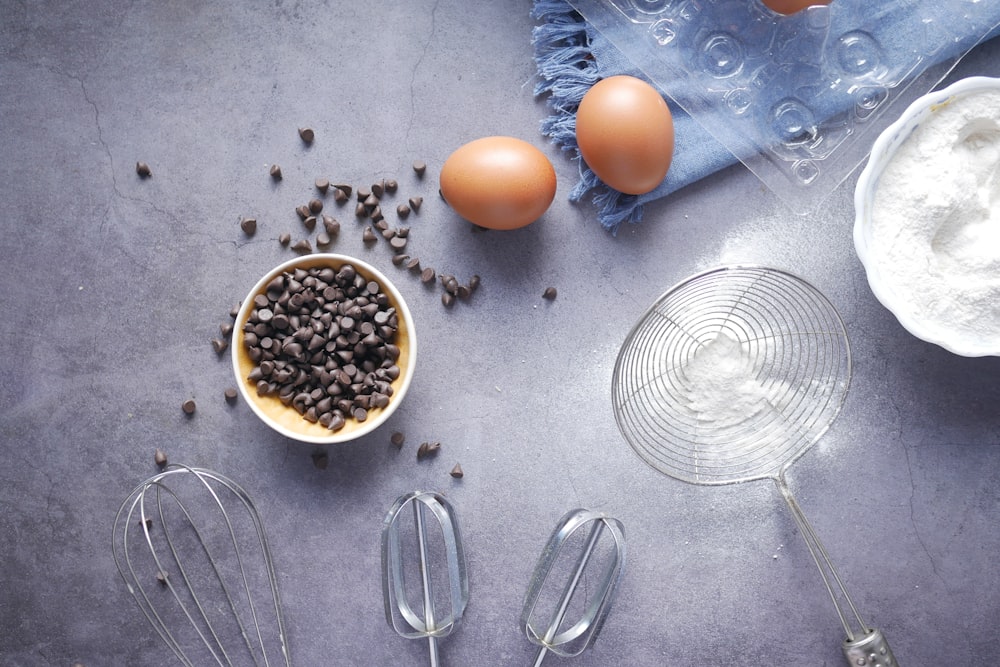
439,136,557,230
575,75,675,195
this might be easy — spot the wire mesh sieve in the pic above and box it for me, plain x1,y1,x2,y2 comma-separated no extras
612,265,897,666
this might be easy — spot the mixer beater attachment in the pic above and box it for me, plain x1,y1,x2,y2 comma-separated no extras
521,509,626,665
381,491,469,667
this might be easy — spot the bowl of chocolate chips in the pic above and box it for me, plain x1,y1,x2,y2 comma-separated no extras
233,254,416,444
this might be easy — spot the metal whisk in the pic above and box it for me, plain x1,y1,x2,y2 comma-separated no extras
112,464,290,667
381,491,469,667
521,509,626,665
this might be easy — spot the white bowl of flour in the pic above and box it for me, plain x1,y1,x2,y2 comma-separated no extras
854,76,1000,357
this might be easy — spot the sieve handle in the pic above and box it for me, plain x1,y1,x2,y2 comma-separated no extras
842,627,898,667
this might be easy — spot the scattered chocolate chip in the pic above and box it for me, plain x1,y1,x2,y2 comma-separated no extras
543,287,558,300
356,186,372,201
220,322,234,337
392,253,409,267
278,233,291,246
136,161,152,178
363,227,377,244
389,236,407,252
417,441,440,460
396,204,410,219
298,127,315,144
420,267,436,283
291,239,312,253
405,257,421,271
371,180,385,198
442,292,455,308
309,198,323,214
211,337,229,354
412,160,426,177
450,463,464,479
154,449,168,467
408,196,423,212
224,387,238,403
316,231,332,248
385,179,398,193
182,399,196,415
303,215,317,231
315,177,330,194
322,215,340,236
143,517,152,530
230,303,241,318
240,217,257,235
311,449,329,470
270,164,283,180
296,205,311,220
334,184,353,198
468,275,481,292
355,202,368,218
457,284,471,301
391,431,405,448
333,188,349,204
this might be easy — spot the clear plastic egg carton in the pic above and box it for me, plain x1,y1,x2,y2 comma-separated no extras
568,0,1000,212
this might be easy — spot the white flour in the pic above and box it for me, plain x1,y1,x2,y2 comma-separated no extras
869,87,1000,349
682,332,772,426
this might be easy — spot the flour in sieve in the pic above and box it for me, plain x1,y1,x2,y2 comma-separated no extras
869,87,1000,348
681,332,773,426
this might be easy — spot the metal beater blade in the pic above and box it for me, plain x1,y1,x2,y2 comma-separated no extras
111,463,290,667
381,491,469,667
521,509,626,666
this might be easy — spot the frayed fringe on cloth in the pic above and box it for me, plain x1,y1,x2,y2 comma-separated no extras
530,0,643,233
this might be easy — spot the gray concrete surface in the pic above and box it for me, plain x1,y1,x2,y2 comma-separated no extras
2,1,1000,665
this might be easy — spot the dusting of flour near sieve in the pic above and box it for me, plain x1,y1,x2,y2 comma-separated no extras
681,331,776,427
870,88,1000,348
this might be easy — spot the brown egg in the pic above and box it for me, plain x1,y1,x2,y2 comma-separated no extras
575,75,675,195
761,0,831,15
439,136,557,230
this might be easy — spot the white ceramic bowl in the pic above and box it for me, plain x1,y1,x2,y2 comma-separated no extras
854,76,1000,357
232,254,416,443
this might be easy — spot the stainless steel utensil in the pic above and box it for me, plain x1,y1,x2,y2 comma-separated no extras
521,509,626,666
112,463,290,667
612,265,897,666
381,491,469,667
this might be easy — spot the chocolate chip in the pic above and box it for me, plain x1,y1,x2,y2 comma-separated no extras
417,441,440,459
450,463,464,478
391,431,405,448
154,449,168,467
156,570,169,586
408,196,423,212
371,180,384,198
333,188,349,204
182,399,196,415
315,177,330,194
322,215,340,236
385,179,398,193
363,227,377,244
211,337,229,354
543,287,557,300
309,198,323,214
389,236,407,252
468,275,481,292
392,254,409,267
412,160,426,177
291,239,312,253
396,204,410,219
405,257,420,271
240,217,257,235
220,322,234,337
356,186,371,201
442,292,455,308
316,231,332,248
296,205,310,220
334,184,353,198
230,303,242,318
224,387,238,403
278,233,291,246
355,202,368,218
420,267,436,283
311,450,329,469
303,215,317,231
270,164,283,180
298,127,315,143
136,161,152,178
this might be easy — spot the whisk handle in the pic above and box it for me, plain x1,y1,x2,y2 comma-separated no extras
842,627,897,667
